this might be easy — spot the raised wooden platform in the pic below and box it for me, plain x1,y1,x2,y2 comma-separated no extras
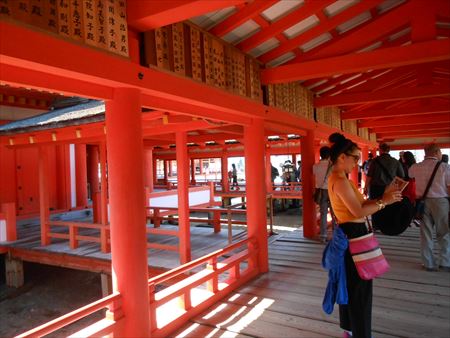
173,227,450,337
0,216,246,276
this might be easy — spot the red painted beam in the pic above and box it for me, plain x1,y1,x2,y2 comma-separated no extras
371,123,450,133
127,0,245,31
0,21,374,147
358,112,450,128
238,0,334,52
317,37,414,95
315,84,450,108
378,130,450,138
210,0,277,37
259,0,385,64
261,39,450,84
390,142,450,150
141,95,252,126
341,102,450,121
304,2,416,61
1,64,113,100
335,66,417,96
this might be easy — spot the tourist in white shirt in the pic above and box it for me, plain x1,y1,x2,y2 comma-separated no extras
409,144,450,272
313,146,331,243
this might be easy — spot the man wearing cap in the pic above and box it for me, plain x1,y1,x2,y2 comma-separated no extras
409,144,450,272
364,143,405,199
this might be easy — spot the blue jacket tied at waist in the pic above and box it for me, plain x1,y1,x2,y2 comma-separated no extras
322,227,348,314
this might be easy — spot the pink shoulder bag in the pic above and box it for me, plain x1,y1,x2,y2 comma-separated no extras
348,218,390,280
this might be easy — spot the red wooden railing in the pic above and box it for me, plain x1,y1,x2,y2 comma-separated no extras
47,220,110,253
15,237,259,337
148,237,258,337
16,293,123,338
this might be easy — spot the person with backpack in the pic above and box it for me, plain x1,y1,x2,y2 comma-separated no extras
364,143,405,199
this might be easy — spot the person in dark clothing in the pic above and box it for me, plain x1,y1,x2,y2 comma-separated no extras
364,143,404,199
231,163,238,190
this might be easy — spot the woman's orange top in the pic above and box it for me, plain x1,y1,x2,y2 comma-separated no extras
328,172,365,223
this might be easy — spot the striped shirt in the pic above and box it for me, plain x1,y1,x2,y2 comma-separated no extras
313,159,330,189
409,157,450,198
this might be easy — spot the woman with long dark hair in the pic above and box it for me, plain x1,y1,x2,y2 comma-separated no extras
327,133,402,338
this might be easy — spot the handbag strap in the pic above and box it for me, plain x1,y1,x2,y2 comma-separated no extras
422,161,442,199
365,216,373,233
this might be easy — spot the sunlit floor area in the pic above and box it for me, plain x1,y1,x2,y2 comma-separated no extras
173,227,450,338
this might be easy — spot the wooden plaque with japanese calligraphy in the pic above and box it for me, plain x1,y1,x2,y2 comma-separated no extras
10,0,31,24
154,26,170,70
83,0,98,48
237,53,246,96
224,47,234,92
203,34,214,86
29,0,46,29
0,0,13,19
170,23,185,76
212,39,225,89
57,0,71,39
94,0,108,50
69,0,84,42
105,0,119,54
44,0,58,32
190,26,203,82
115,0,128,56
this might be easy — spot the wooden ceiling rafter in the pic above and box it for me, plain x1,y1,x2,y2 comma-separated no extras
315,33,414,96
297,1,415,63
259,0,386,64
261,39,450,84
315,82,450,107
370,123,450,134
358,112,450,129
342,100,450,120
209,0,278,37
127,0,246,31
237,0,335,53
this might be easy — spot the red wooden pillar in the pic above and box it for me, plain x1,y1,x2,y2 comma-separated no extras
105,88,150,336
99,142,108,225
75,144,88,208
56,144,71,210
244,119,268,273
39,146,50,246
168,160,172,177
87,145,100,222
221,153,229,192
1,203,16,241
144,147,154,192
190,158,196,185
152,158,157,186
265,145,272,193
163,160,168,183
176,131,191,264
199,160,203,175
301,130,316,238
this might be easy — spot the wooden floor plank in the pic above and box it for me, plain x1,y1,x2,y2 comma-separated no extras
176,227,450,337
